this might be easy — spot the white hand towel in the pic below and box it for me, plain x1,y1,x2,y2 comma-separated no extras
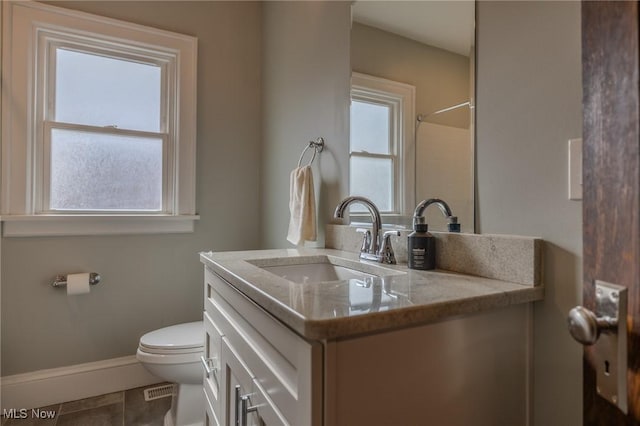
287,165,317,245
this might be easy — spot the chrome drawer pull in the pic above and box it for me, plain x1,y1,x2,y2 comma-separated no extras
241,394,259,426
234,386,242,426
234,385,259,426
200,356,218,382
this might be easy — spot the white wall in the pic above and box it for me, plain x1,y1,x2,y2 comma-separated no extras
1,1,263,375
476,2,583,425
260,1,351,249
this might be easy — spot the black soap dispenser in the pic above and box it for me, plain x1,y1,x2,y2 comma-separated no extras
408,216,436,270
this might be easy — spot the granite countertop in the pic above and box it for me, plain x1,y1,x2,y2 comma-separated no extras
200,247,544,341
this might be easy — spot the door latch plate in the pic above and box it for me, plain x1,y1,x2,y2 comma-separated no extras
591,280,627,414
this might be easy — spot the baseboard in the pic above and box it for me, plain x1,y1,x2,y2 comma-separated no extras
1,355,162,410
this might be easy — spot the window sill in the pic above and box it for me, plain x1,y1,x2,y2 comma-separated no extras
0,214,200,237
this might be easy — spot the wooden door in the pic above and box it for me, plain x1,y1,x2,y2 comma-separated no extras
582,1,640,424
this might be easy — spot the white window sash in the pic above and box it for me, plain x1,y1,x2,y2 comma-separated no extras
350,72,415,219
350,152,397,216
37,32,173,214
350,96,400,214
42,36,173,133
40,121,170,214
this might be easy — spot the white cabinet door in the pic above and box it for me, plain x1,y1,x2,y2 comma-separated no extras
221,337,263,426
205,388,221,426
221,337,287,426
203,311,223,425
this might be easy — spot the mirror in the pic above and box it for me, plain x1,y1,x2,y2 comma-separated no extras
350,1,475,232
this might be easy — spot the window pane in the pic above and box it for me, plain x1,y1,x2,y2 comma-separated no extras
349,156,393,212
50,128,163,211
55,48,161,132
350,100,390,154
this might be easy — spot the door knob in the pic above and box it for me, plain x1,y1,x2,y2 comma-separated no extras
567,305,617,345
567,280,628,414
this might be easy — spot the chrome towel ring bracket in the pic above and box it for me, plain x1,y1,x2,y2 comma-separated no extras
297,137,325,168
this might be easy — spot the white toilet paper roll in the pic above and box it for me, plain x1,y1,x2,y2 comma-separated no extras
67,273,91,296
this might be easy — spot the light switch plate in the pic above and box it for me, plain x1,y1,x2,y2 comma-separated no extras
568,138,582,200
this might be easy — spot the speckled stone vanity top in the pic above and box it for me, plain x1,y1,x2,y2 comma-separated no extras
200,246,543,341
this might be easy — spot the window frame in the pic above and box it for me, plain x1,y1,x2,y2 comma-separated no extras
41,39,172,214
349,95,399,214
350,72,415,221
1,0,198,236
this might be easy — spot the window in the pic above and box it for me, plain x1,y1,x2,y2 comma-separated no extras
350,73,415,219
46,46,165,212
1,1,198,236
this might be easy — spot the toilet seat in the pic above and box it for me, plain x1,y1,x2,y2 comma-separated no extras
138,321,204,357
136,348,202,365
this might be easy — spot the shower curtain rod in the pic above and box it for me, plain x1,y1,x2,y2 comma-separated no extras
417,101,471,122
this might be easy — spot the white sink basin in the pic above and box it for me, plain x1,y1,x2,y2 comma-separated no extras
262,263,376,283
249,255,403,284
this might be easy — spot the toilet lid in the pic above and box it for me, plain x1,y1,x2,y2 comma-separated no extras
139,321,204,352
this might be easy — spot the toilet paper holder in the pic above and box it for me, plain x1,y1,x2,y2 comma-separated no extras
52,273,101,288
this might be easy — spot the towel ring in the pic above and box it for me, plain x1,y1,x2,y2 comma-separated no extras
297,137,325,168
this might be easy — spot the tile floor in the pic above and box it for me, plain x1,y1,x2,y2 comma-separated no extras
1,383,172,426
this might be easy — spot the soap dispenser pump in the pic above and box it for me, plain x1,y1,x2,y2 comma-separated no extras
408,216,436,270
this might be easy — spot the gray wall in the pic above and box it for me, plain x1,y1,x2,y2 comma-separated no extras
260,1,351,249
477,2,583,426
1,1,263,375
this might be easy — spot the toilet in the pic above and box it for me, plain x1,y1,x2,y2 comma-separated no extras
136,321,204,426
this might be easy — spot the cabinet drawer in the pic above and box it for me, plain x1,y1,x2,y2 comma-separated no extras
203,311,223,418
206,269,320,426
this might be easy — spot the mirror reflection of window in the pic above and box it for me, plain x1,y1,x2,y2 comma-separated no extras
350,99,394,213
349,73,415,222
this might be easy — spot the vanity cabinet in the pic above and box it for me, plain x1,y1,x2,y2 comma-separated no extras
203,267,322,426
202,253,535,426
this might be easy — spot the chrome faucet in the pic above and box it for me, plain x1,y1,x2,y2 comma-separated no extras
334,196,400,264
413,198,461,232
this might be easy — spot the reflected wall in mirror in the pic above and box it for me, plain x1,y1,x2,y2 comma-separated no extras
350,1,475,232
